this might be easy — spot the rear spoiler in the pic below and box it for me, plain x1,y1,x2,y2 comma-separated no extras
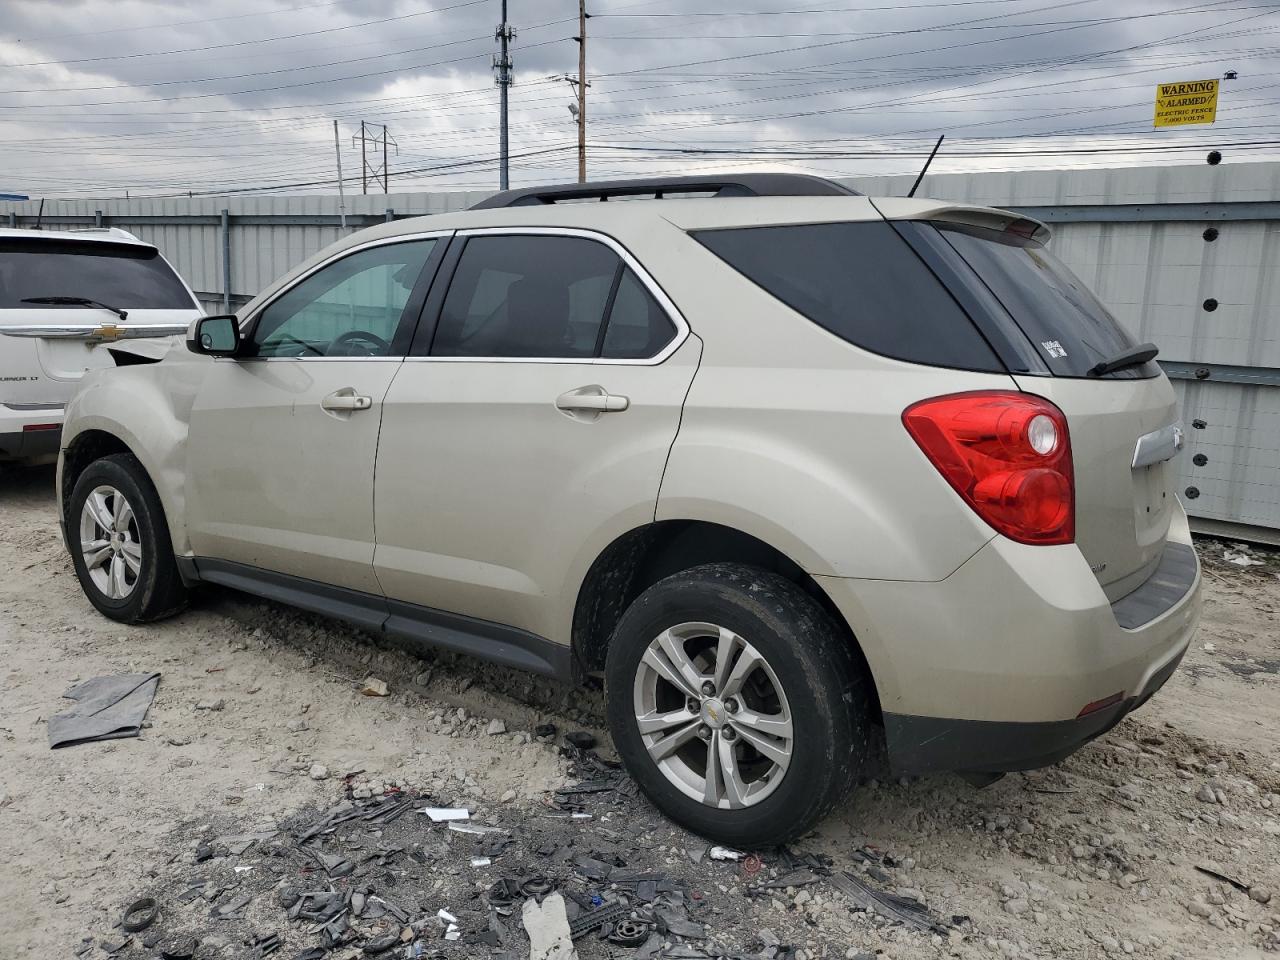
869,198,1051,245
0,322,189,342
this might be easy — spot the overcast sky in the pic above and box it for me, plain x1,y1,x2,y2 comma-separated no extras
1,0,1275,197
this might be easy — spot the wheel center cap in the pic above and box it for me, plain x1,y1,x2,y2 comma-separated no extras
700,697,727,729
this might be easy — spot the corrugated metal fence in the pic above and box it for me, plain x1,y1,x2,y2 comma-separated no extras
3,162,1278,541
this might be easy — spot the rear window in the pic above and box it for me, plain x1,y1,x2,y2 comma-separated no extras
935,224,1158,379
692,221,1002,372
0,238,195,310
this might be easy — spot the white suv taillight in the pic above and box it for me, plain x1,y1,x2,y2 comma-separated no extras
902,391,1075,545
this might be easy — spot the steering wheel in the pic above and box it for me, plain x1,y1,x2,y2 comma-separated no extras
328,329,390,356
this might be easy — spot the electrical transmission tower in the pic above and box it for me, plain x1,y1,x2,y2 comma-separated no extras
493,1,515,190
352,122,398,194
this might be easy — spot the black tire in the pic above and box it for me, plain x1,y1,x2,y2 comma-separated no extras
605,563,872,847
67,453,187,623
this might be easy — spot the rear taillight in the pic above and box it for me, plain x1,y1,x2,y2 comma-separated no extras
902,391,1074,545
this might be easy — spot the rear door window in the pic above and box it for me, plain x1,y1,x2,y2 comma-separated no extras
0,238,195,310
428,234,679,361
935,224,1157,379
692,221,1002,372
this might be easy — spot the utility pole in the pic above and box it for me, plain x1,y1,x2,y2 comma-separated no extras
353,123,397,195
493,0,515,190
333,120,347,230
575,0,588,182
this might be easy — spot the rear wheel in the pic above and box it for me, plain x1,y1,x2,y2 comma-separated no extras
68,453,187,623
605,563,872,846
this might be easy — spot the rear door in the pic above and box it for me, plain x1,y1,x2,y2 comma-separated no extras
373,228,700,642
0,236,198,404
893,214,1181,599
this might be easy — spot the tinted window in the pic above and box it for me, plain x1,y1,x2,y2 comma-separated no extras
251,239,436,357
602,269,676,359
431,235,619,358
0,238,194,310
693,222,1001,372
937,224,1157,379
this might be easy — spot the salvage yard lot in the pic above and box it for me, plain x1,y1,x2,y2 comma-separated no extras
2,465,1279,960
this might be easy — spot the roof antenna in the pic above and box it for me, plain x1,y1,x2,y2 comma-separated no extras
907,135,944,198
33,198,45,230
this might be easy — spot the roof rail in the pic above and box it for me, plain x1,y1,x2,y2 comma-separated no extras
469,173,859,210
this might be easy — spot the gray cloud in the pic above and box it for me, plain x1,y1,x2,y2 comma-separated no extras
1,0,1274,196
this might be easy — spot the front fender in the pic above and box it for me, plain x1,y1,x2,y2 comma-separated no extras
61,358,207,556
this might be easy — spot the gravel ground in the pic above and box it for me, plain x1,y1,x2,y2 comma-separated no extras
2,463,1279,960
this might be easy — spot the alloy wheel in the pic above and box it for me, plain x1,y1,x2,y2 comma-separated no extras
632,621,793,809
79,485,142,600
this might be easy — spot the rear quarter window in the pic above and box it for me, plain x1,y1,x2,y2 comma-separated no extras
0,238,194,310
691,221,1002,372
935,224,1158,379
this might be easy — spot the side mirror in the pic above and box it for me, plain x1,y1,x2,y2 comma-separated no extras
187,314,241,357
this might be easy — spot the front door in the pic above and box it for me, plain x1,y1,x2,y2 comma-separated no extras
373,229,700,642
186,235,445,593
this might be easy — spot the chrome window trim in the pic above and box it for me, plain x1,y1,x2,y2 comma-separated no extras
405,226,690,367
233,230,455,362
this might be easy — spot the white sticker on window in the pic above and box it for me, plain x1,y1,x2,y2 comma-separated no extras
1041,340,1068,358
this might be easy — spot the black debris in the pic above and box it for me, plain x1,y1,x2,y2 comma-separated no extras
829,870,950,935
120,896,158,932
568,901,631,940
563,731,597,750
159,936,198,960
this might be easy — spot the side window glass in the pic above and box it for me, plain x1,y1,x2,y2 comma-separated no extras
250,239,436,357
431,235,619,358
601,268,677,359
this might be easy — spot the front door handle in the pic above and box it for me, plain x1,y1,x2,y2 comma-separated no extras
556,386,630,414
321,389,373,412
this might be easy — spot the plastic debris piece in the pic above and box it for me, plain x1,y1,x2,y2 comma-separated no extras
471,857,493,867
568,901,630,940
829,871,950,935
709,846,744,861
362,933,399,954
417,807,470,822
523,892,578,960
447,821,505,836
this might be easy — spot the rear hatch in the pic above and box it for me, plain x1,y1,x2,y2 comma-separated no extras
0,235,198,403
877,200,1179,599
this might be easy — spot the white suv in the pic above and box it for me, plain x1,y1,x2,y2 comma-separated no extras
56,175,1201,844
0,227,200,464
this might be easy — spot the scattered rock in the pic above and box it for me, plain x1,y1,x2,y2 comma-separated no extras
360,677,389,697
1003,898,1030,916
308,764,329,781
1196,784,1218,804
1186,900,1214,918
1250,886,1272,904
487,719,507,736
195,698,225,711
285,719,308,733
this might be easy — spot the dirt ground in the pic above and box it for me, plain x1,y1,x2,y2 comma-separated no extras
2,462,1278,960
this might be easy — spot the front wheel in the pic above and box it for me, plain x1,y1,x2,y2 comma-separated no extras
68,453,187,623
605,563,873,846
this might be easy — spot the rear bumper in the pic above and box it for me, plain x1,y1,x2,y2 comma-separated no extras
882,641,1184,774
815,506,1201,775
0,405,63,461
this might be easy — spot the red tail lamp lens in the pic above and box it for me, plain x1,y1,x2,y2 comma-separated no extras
903,391,1074,545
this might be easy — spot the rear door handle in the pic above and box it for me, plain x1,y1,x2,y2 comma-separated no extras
322,389,373,412
556,386,630,413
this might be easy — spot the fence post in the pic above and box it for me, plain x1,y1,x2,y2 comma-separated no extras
95,210,103,227
7,212,14,228
385,208,394,222
220,209,232,314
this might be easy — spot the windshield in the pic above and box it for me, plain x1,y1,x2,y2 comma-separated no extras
935,224,1158,379
0,238,196,311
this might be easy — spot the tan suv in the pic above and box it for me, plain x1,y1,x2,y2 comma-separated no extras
57,175,1201,845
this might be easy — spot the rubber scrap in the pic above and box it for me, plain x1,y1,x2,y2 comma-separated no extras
829,871,949,935
121,897,158,932
522,892,578,960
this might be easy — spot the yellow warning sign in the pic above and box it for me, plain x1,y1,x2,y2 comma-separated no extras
1154,79,1219,127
